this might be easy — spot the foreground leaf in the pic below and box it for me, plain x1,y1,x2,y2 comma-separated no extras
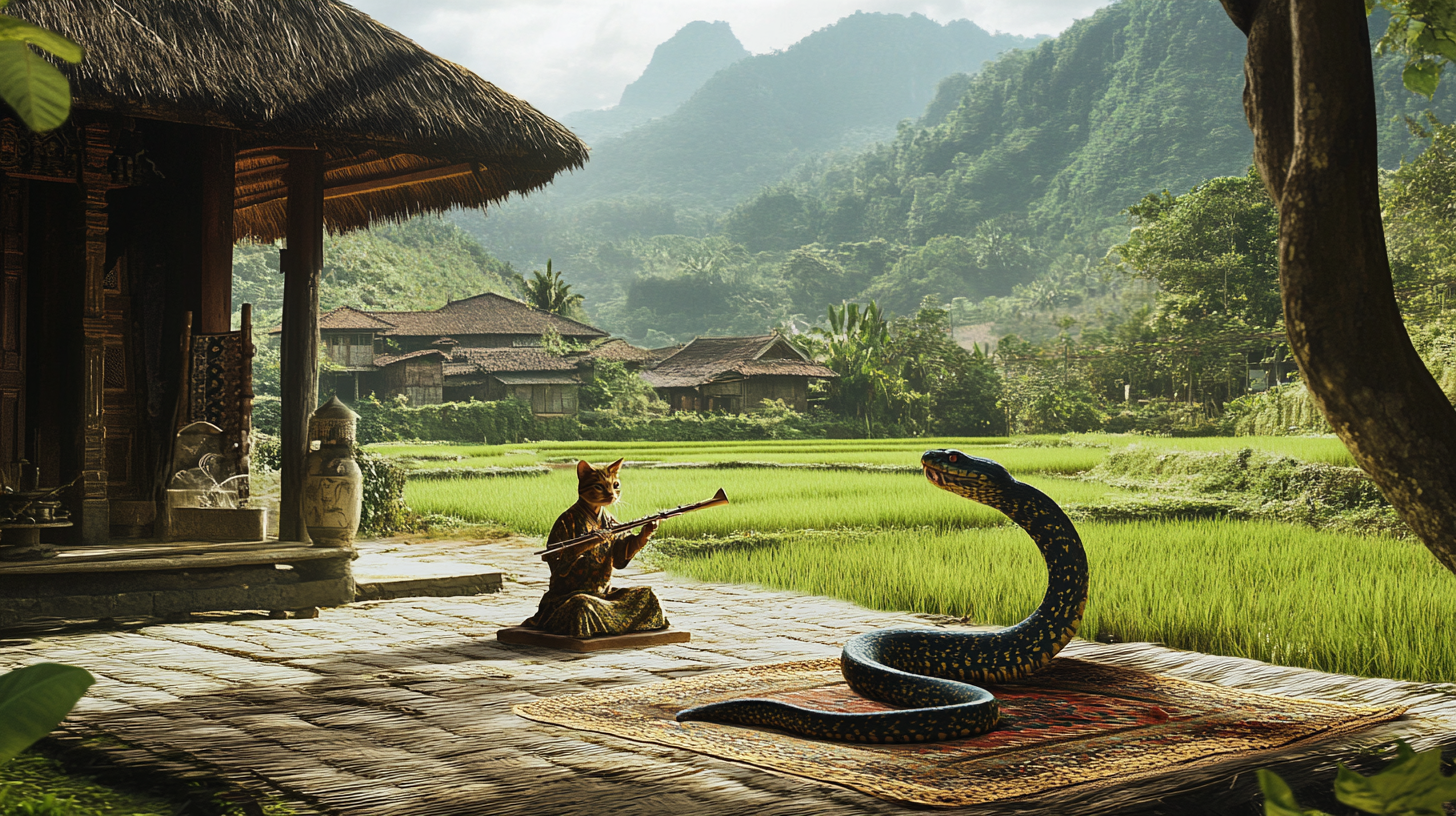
1403,60,1442,99
0,39,70,131
0,15,83,63
1259,769,1334,816
0,663,94,763
1334,741,1456,815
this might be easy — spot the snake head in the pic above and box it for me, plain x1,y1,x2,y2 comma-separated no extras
921,449,1017,506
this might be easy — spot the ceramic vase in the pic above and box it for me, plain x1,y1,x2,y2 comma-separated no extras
302,397,363,548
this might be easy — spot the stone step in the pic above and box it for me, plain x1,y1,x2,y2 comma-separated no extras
351,553,503,601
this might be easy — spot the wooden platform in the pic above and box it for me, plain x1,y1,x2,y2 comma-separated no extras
0,540,353,627
496,625,690,652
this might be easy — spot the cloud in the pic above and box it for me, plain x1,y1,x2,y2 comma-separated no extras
347,0,1111,117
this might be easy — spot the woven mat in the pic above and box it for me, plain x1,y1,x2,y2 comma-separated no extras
515,656,1406,808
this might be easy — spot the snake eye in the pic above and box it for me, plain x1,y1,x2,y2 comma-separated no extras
948,454,957,462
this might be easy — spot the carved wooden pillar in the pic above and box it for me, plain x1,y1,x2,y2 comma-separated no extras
198,131,236,334
279,150,322,542
0,176,24,486
78,123,114,543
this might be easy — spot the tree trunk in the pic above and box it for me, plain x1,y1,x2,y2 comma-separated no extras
1222,0,1456,574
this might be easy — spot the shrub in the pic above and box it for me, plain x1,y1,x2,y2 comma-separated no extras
1220,382,1333,436
356,448,418,535
1103,398,1221,436
251,396,281,436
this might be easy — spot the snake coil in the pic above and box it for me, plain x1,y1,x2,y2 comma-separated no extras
676,449,1090,743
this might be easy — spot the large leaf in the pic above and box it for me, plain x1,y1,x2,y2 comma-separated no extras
0,40,70,132
0,15,83,63
0,663,94,763
1403,60,1443,99
1334,741,1456,815
1259,769,1334,816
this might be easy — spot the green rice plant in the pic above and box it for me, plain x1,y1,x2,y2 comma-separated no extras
377,438,1106,474
655,520,1456,683
1073,433,1356,466
405,468,1131,538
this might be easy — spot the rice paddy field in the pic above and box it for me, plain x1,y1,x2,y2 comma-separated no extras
382,433,1456,683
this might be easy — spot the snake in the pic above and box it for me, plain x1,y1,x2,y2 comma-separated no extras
675,449,1089,743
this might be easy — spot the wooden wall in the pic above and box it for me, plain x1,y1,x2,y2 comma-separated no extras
380,359,442,405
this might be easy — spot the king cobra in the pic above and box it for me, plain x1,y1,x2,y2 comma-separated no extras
675,449,1089,743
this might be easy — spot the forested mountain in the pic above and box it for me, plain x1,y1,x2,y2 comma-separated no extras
562,21,749,144
724,0,1456,255
553,13,1041,209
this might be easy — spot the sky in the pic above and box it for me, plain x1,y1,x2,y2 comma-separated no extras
347,0,1115,118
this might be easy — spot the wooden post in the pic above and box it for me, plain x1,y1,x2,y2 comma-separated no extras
197,131,236,334
78,123,114,544
279,151,322,542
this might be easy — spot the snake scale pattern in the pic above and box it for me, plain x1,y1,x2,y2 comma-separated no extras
675,449,1090,743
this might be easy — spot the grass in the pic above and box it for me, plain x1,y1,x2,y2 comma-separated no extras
405,467,1131,538
1071,433,1358,467
369,433,1358,472
654,521,1456,683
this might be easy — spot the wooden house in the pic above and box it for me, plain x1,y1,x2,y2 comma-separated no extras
278,295,610,406
0,0,585,621
642,334,837,413
443,348,583,416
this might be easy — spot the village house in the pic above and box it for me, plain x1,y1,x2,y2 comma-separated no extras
642,334,837,414
277,294,610,411
0,0,585,622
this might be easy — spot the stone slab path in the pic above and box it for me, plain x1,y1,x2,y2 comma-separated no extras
3,535,1455,816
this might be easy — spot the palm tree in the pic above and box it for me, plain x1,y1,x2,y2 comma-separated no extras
512,259,584,316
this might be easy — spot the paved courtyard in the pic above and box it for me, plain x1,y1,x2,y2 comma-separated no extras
3,535,1455,816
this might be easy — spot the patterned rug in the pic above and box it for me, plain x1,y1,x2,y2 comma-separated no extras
515,657,1406,807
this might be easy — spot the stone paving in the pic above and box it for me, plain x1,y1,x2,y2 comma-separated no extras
2,535,1454,816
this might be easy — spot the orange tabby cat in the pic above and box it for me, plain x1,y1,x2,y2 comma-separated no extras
522,459,667,637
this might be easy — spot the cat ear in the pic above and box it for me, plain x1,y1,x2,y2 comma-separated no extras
576,460,592,479
607,458,624,475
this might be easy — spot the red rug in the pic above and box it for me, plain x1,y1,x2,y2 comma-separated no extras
515,656,1406,807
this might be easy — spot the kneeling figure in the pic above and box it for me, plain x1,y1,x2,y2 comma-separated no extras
524,458,667,638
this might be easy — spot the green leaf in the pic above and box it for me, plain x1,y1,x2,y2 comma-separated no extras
1334,742,1456,815
0,15,83,63
1404,60,1442,99
0,40,71,131
0,663,94,763
1260,769,1335,816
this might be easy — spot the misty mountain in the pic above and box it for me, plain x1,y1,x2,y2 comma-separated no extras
722,0,1456,254
554,12,1043,209
562,21,749,144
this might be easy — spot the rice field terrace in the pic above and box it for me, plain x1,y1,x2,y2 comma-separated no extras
378,434,1456,683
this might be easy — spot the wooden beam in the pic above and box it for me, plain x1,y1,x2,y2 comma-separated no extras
323,163,476,199
198,130,236,334
278,150,323,543
232,163,477,212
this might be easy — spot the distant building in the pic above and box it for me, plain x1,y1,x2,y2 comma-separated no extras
274,294,614,413
642,334,837,413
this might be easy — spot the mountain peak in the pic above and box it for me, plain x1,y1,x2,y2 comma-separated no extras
619,21,749,114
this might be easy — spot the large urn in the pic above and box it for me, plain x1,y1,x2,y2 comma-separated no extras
302,397,363,548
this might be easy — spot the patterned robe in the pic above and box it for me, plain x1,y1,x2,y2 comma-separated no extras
524,501,668,638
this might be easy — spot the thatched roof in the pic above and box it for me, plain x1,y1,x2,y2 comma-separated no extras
642,334,837,388
583,339,658,364
10,0,588,240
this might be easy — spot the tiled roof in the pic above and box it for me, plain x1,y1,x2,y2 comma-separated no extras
584,339,657,363
493,372,580,386
371,293,607,339
269,305,396,334
372,349,447,368
642,334,836,388
268,294,608,339
445,347,581,376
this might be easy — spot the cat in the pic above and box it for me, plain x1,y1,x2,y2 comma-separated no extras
525,457,667,637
